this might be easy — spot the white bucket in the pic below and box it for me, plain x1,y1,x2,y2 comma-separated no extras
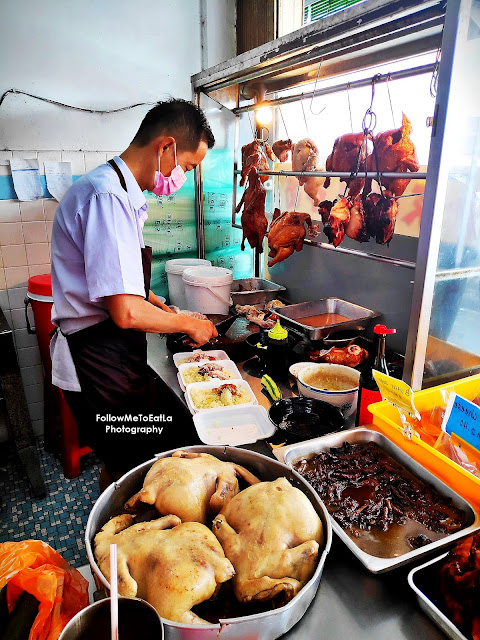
182,266,233,315
165,258,211,308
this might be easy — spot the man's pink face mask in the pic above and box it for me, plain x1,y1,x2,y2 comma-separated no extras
152,142,187,196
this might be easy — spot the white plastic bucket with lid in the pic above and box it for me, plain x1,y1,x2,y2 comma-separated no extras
165,258,211,308
182,266,233,315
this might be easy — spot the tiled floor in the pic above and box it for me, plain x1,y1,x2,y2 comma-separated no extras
0,437,101,567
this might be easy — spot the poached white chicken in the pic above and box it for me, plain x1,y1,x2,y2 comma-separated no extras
94,514,235,624
267,208,319,267
292,138,325,205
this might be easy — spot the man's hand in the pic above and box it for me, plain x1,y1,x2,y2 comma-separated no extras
183,316,218,347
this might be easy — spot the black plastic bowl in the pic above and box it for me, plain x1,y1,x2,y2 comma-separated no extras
268,397,344,442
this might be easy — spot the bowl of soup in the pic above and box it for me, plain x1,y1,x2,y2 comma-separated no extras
297,364,360,418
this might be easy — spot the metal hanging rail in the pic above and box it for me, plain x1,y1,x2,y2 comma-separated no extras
233,169,428,180
303,239,416,269
233,64,436,114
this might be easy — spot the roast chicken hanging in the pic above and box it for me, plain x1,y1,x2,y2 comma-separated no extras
272,139,294,163
292,138,325,206
240,139,274,186
324,132,367,198
267,208,319,267
236,166,268,252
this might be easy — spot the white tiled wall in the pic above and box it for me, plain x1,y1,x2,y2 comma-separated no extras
0,150,120,442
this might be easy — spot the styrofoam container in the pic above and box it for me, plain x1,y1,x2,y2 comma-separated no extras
183,266,233,315
172,349,230,368
165,258,211,308
177,359,241,392
193,405,275,445
185,378,257,414
297,363,360,418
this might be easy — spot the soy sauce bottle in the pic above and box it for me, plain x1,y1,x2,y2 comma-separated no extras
266,320,289,381
355,324,396,426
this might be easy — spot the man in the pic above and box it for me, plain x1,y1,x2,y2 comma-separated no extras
50,99,217,488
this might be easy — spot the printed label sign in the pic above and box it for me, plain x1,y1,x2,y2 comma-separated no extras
441,393,480,452
372,371,420,419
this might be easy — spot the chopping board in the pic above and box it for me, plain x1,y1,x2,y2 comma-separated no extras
166,314,261,362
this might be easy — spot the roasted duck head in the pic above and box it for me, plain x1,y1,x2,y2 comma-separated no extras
272,139,294,162
124,450,259,525
292,138,325,205
240,140,272,186
364,191,399,245
366,113,419,196
213,478,322,604
235,166,268,252
94,514,235,624
267,210,319,267
323,197,351,247
324,132,367,198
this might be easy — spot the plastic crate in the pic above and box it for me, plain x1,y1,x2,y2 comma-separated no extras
370,373,480,509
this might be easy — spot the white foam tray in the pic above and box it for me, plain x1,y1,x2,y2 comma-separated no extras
177,359,241,392
173,349,230,368
185,378,257,414
193,405,275,445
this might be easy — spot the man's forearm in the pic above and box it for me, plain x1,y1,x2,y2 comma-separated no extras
108,294,191,333
148,290,174,313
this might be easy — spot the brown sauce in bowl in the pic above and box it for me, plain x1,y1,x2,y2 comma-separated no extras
296,313,351,327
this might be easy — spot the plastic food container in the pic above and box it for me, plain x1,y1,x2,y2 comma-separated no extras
177,359,241,392
192,405,275,445
185,378,257,414
297,363,360,418
165,258,211,308
370,373,480,509
183,266,233,315
172,349,230,368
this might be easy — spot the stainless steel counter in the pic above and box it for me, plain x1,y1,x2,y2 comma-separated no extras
146,333,445,640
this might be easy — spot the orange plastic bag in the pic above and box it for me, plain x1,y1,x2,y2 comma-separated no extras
0,540,89,640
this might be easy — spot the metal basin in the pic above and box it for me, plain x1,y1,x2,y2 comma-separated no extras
85,445,332,640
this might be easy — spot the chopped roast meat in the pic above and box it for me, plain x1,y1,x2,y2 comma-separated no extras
324,132,367,198
272,139,294,162
315,344,368,367
364,191,399,245
292,138,324,205
236,166,268,252
323,197,351,247
345,195,369,242
267,210,319,267
365,113,419,196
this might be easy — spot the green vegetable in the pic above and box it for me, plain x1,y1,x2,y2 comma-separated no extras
0,590,39,640
261,374,282,402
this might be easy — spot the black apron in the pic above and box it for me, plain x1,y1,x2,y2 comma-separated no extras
63,159,197,473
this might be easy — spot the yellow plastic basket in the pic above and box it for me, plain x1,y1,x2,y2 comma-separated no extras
370,373,480,508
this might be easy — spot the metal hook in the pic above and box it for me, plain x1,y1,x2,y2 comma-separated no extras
309,61,326,116
256,126,270,143
361,74,381,134
300,96,309,138
294,182,300,212
385,74,396,127
346,82,353,133
278,105,290,141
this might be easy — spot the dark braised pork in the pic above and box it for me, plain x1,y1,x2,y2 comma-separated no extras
294,442,466,535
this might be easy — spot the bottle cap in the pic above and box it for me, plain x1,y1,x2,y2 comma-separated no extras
268,320,288,340
374,324,396,335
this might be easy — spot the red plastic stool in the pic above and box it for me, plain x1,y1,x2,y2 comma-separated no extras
26,274,92,479
56,387,92,479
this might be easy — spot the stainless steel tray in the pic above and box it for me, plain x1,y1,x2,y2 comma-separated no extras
276,298,380,341
408,553,468,640
273,428,480,573
231,278,286,306
85,445,332,640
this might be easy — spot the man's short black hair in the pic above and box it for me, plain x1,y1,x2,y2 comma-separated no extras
131,98,215,151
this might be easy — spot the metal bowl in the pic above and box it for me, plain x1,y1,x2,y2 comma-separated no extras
85,445,332,640
269,397,345,442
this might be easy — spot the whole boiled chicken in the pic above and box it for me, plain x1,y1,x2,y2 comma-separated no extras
213,478,322,603
94,514,235,624
267,209,319,267
240,140,273,186
323,197,351,247
366,113,419,196
272,139,294,162
124,450,259,525
324,132,367,198
364,191,399,245
235,166,268,252
292,138,325,205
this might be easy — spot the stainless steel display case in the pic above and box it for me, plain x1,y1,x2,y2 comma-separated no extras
274,428,480,573
231,277,286,306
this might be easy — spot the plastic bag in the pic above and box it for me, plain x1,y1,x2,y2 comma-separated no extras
433,430,480,478
0,540,89,640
